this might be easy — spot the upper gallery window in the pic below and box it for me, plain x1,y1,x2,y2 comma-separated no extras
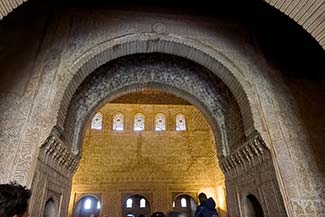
91,113,103,130
134,113,145,131
176,114,186,131
113,112,124,131
140,198,146,208
126,198,133,208
181,198,187,207
155,113,166,131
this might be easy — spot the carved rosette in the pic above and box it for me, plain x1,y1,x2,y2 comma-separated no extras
219,132,269,175
39,128,80,177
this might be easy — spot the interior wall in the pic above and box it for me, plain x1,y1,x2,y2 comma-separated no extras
69,103,226,216
275,78,325,215
0,5,49,185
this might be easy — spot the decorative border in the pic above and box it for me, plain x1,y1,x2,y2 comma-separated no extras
39,128,80,176
220,132,268,174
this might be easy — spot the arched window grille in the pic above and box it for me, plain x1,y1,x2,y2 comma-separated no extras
134,113,145,131
140,198,146,208
91,113,103,130
155,113,166,131
176,114,186,131
113,112,124,131
126,198,133,208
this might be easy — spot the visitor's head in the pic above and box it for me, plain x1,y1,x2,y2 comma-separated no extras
151,211,165,217
0,181,32,217
198,192,207,204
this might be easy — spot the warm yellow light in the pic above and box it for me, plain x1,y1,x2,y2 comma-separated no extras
199,187,217,202
217,185,226,209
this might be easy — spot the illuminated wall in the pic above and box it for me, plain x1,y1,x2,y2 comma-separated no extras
69,103,226,217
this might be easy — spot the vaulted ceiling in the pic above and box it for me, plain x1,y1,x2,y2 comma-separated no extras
0,0,323,48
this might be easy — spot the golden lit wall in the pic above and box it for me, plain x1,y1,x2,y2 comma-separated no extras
69,103,226,217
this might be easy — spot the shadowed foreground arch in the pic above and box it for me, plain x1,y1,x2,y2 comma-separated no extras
21,20,292,216
0,2,322,216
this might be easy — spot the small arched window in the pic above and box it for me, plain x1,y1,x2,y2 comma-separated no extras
155,113,166,131
134,113,145,131
91,113,103,130
113,112,124,131
126,198,133,208
140,198,146,208
181,198,187,207
97,201,101,209
176,114,186,131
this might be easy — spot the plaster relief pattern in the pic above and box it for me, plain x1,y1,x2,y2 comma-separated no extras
223,133,287,217
9,16,72,185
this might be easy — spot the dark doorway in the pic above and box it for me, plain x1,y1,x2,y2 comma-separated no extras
244,194,264,217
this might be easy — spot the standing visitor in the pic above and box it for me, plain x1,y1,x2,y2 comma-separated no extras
195,193,218,217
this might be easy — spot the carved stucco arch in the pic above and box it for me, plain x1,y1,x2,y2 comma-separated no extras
64,53,246,159
1,1,323,48
55,33,256,147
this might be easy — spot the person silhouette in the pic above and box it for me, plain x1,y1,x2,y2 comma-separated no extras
195,193,218,217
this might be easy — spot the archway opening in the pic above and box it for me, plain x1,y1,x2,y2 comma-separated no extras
244,194,264,217
69,89,227,217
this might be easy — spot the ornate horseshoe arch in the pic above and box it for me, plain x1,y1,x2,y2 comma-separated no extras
63,53,246,159
53,33,259,154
